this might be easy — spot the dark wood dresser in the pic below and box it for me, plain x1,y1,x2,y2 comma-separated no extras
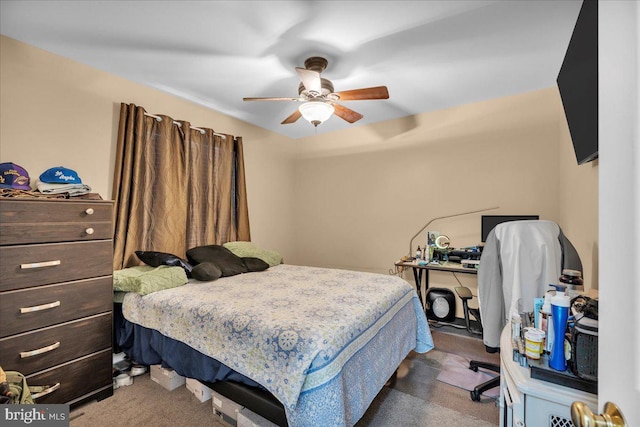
0,198,114,406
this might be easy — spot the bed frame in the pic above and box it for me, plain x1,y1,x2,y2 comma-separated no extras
205,378,287,426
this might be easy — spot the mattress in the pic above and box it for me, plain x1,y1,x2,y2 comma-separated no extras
121,264,432,426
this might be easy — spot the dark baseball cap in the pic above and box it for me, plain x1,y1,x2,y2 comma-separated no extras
0,162,31,190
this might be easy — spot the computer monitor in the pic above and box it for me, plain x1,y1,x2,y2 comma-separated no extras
481,215,539,242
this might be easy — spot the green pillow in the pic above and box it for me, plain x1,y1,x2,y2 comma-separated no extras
223,241,283,267
113,291,128,303
113,265,188,295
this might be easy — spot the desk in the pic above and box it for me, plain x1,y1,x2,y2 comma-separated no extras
395,260,478,307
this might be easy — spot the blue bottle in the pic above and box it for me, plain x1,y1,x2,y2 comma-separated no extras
549,286,571,371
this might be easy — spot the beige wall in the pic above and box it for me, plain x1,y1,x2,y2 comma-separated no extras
291,87,599,310
0,36,298,261
556,109,599,291
1,35,598,311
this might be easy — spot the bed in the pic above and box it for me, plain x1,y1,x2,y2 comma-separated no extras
116,263,432,427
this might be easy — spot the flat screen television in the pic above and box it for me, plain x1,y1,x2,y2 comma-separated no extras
481,215,540,242
556,0,598,165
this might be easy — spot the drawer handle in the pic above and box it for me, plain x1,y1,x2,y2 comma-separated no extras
31,382,61,400
20,260,61,269
20,300,61,313
20,341,61,358
85,208,95,215
85,227,95,235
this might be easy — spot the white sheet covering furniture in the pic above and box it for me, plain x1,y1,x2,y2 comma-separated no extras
477,220,582,348
122,264,432,426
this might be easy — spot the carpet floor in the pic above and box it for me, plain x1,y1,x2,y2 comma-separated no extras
70,327,500,426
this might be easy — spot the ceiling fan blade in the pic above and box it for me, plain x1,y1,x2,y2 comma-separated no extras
295,67,321,94
281,109,302,125
332,103,364,123
243,97,300,102
334,86,389,101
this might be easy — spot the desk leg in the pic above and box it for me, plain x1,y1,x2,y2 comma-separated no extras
412,268,424,308
423,269,430,312
424,269,429,293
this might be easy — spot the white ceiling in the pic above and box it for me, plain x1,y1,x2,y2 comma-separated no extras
0,0,582,140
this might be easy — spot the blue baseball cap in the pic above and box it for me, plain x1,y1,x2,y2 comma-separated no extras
0,162,31,190
39,166,82,184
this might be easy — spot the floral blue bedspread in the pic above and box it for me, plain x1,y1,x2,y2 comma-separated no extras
123,264,432,424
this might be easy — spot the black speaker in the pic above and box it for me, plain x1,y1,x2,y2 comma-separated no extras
425,288,456,322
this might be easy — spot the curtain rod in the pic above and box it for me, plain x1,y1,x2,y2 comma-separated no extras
144,112,227,139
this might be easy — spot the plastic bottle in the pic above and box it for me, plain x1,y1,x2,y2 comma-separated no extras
539,292,553,354
549,286,571,371
541,284,568,354
511,313,522,362
415,246,422,260
559,269,584,298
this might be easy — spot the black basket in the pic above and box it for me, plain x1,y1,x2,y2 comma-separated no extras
571,316,598,382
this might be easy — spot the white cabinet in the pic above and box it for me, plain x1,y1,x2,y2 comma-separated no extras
499,326,597,427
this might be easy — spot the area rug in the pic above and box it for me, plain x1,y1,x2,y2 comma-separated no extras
436,353,500,398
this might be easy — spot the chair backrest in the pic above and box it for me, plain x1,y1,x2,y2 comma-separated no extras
477,220,582,348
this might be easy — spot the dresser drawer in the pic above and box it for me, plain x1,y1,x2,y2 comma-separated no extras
0,313,112,376
1,221,113,245
0,199,113,245
0,277,113,337
26,350,113,405
0,240,112,291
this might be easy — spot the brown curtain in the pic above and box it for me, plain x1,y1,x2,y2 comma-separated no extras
112,103,250,270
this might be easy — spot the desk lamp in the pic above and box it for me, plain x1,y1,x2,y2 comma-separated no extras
408,206,499,257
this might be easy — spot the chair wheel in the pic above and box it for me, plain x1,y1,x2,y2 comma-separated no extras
471,390,481,402
470,366,479,372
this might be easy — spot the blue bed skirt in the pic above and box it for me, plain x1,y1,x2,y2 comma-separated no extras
115,303,262,388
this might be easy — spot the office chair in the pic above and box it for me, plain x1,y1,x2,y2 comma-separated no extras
457,220,582,402
455,286,500,401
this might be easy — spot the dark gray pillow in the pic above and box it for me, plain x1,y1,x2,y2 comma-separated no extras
186,245,248,277
243,257,269,272
135,251,193,277
191,262,222,282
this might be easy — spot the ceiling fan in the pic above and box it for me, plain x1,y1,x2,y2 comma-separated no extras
243,57,389,127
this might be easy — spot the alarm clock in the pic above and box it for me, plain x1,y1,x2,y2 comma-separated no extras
425,288,456,322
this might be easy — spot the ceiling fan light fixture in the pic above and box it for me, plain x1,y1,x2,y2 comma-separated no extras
298,101,334,127
245,57,385,127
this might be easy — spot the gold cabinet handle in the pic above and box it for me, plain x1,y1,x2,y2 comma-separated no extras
20,300,61,313
31,383,61,400
572,401,627,427
85,208,94,215
20,260,61,269
85,227,94,235
20,341,60,358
